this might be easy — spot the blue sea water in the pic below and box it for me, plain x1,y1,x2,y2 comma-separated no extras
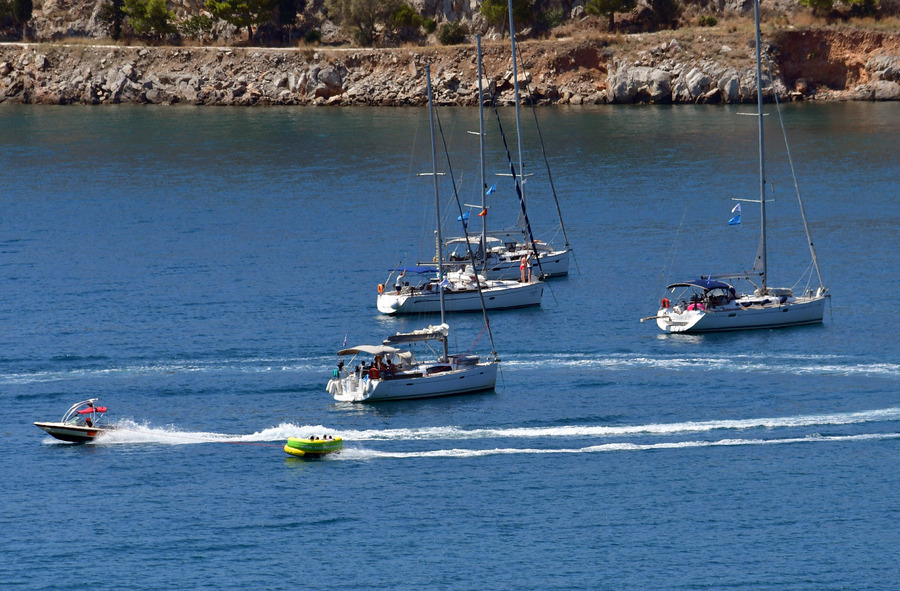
2,102,899,590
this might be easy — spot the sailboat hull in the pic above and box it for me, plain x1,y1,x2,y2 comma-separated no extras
657,294,827,333
328,362,498,402
377,282,542,315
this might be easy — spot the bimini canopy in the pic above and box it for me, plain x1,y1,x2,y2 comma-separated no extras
337,345,401,357
666,279,734,292
389,266,437,274
383,323,449,345
446,236,502,246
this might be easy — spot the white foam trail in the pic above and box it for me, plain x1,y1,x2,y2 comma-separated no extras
0,357,327,385
5,352,898,386
502,353,900,378
84,407,900,446
91,420,336,446
340,407,900,442
335,432,900,460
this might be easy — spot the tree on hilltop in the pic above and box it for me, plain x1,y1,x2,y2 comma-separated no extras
480,0,534,35
99,0,127,40
797,0,879,17
324,0,403,47
387,3,424,43
205,0,276,42
124,0,176,40
585,0,636,32
13,0,32,38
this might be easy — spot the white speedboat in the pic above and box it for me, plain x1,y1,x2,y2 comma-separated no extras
34,398,116,443
648,0,828,334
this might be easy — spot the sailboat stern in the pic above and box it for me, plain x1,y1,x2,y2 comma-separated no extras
656,306,707,333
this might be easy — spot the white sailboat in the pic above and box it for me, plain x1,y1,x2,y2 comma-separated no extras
376,264,542,315
424,22,572,281
377,37,543,316
649,0,828,334
328,67,499,402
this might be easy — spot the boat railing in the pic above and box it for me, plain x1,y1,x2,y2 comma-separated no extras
61,399,99,423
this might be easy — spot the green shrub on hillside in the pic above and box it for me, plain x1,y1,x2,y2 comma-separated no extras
205,0,276,41
480,0,534,28
124,0,176,39
325,0,403,47
304,28,321,43
586,0,637,32
389,3,423,41
179,14,215,41
437,20,467,45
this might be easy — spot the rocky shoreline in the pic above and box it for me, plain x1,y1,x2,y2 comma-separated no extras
2,29,900,106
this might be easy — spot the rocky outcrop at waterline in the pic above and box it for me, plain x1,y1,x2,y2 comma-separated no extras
1,30,899,106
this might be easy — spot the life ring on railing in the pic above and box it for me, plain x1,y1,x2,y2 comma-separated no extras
368,367,380,380
661,298,670,309
377,284,384,294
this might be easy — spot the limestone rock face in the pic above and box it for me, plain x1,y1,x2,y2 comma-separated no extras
1,29,900,106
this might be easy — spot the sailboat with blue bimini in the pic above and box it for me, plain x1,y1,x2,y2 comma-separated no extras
646,0,828,333
328,67,499,402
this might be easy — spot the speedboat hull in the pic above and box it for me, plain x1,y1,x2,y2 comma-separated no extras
377,281,542,315
328,361,498,402
657,294,827,333
33,421,114,443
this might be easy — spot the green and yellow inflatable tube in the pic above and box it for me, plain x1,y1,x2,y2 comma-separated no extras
284,436,343,457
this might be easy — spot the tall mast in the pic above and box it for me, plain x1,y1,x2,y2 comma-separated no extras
754,0,768,292
426,66,449,362
508,0,526,211
477,35,487,266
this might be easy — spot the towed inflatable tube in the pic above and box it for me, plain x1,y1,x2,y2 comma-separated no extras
286,436,343,452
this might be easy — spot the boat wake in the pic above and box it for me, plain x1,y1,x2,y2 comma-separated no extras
339,406,900,441
3,357,325,386
504,352,900,379
7,352,899,387
87,420,339,446
75,408,900,462
337,431,900,460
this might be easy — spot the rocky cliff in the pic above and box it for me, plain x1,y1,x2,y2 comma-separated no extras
2,29,899,106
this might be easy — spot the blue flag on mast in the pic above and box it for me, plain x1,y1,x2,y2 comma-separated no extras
729,203,741,225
